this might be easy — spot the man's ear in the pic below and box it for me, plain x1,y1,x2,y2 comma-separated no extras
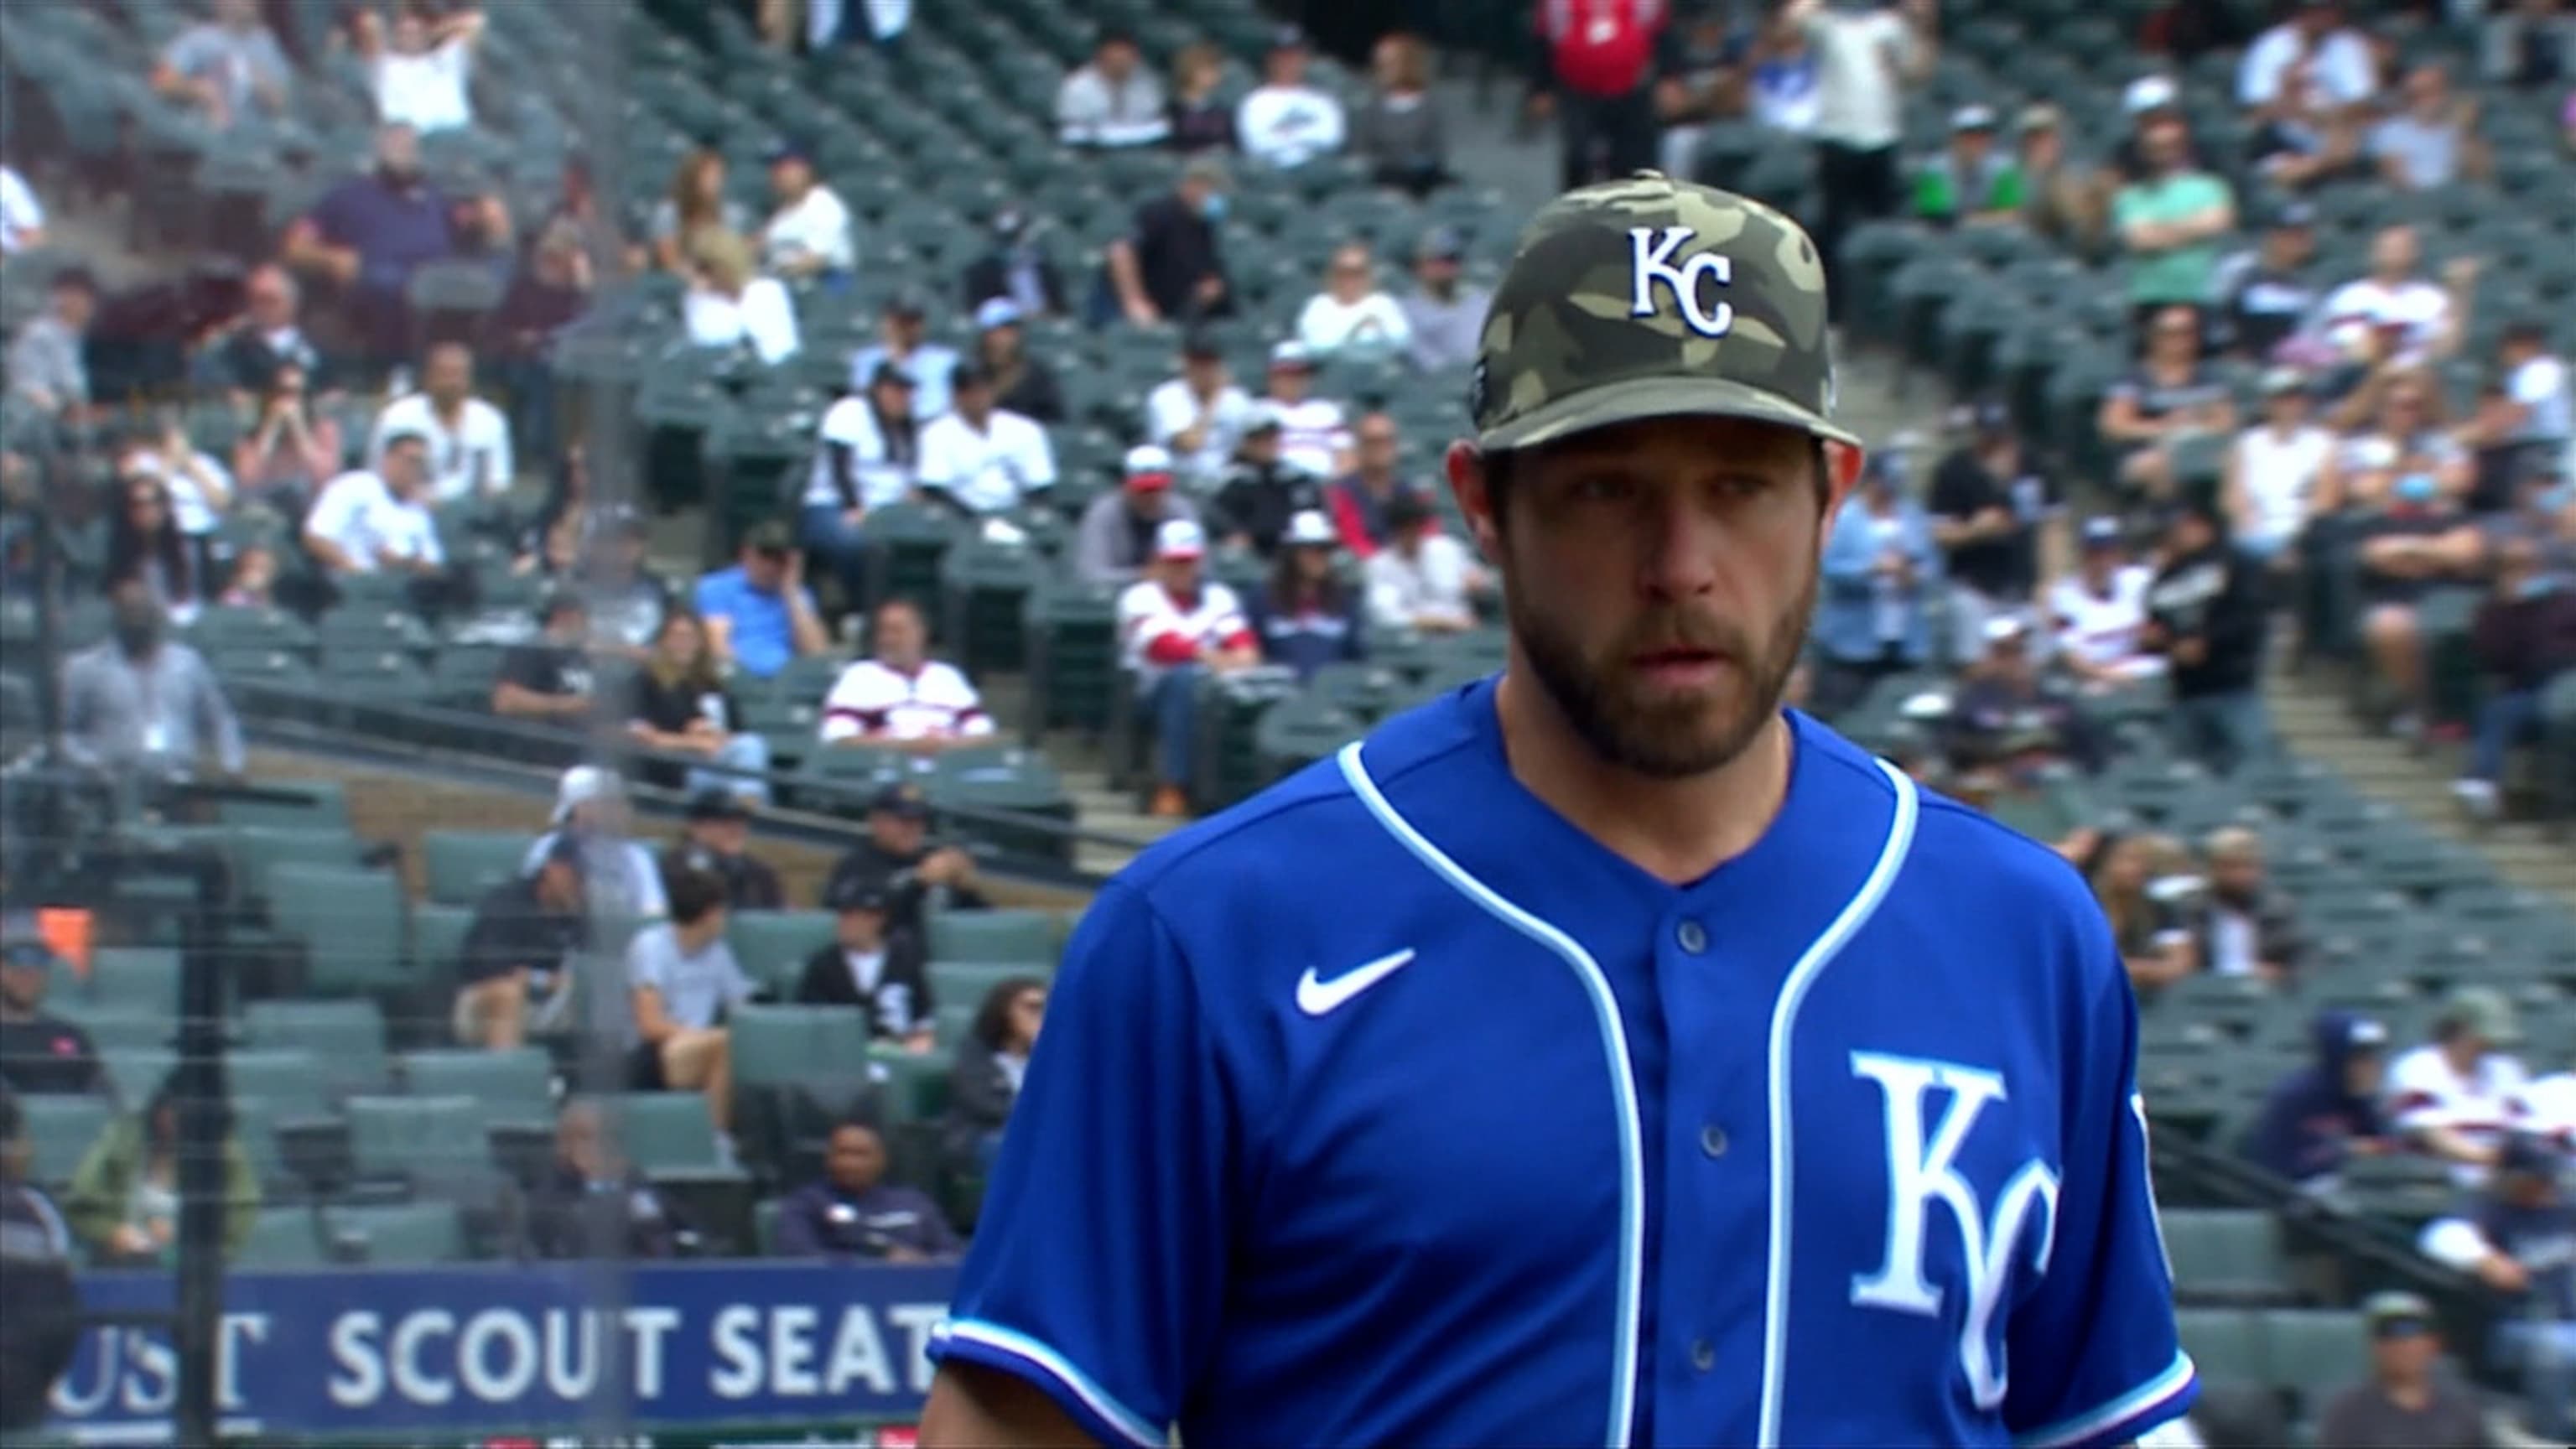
1821,439,1867,532
1446,439,1502,560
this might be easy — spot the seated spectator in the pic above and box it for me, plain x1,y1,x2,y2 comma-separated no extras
819,783,988,938
693,522,829,681
1106,158,1235,328
2221,370,2332,569
1077,447,1202,588
304,431,444,583
65,1070,257,1267
1651,5,1750,179
116,413,232,554
756,143,854,285
849,291,959,419
525,766,668,920
793,879,932,1049
1815,452,1941,708
1120,520,1259,817
625,610,773,803
353,3,482,134
2111,116,2236,327
971,299,1064,425
153,0,289,130
819,596,995,753
959,212,1068,322
489,213,593,465
916,365,1056,517
1400,227,1489,375
1353,32,1448,196
2142,497,2268,774
60,588,243,782
1366,491,1489,637
2418,1138,2576,1439
649,149,750,276
2326,382,2483,737
1748,3,1826,138
1268,343,1356,488
2212,204,2319,362
680,230,800,366
584,512,674,655
1057,29,1170,149
1238,26,1347,170
2013,105,2103,254
104,475,208,631
0,163,46,254
2314,225,2468,377
2049,517,2165,688
2371,59,2490,191
2194,827,2303,982
2314,1291,2490,1448
2455,531,2576,821
662,790,785,912
230,361,342,512
1914,105,2023,228
2236,0,2374,186
282,125,468,369
4,267,96,420
1296,244,1414,361
2085,831,2197,995
773,1122,959,1261
371,341,514,505
801,361,919,605
1949,615,2106,775
625,869,752,1135
0,922,104,1098
1253,510,1364,680
2388,987,2532,1186
1145,332,1256,489
514,446,592,581
1929,403,2059,661
524,1099,688,1260
1324,411,1418,558
216,546,278,610
2106,75,2188,188
1166,42,1236,153
198,265,337,401
944,976,1047,1178
2462,321,2573,510
2485,0,2576,88
1212,412,1322,558
453,834,587,1050
2101,304,2239,501
2244,1010,2391,1195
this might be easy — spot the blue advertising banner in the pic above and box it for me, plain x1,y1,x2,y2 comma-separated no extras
49,1261,960,1442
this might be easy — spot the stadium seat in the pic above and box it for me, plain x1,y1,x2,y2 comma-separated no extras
241,1000,391,1099
2259,1310,2369,1421
927,908,1056,967
595,1092,722,1172
399,1048,553,1130
226,1048,328,1106
2161,1208,2295,1306
725,911,836,997
266,865,409,997
421,830,537,906
235,1205,330,1268
932,961,1042,1018
82,948,182,1015
346,1093,489,1187
728,1005,875,1089
409,902,475,989
330,1201,468,1265
226,825,369,910
44,1005,174,1054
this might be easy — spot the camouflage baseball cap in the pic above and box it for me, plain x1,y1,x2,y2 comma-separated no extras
1470,171,1856,454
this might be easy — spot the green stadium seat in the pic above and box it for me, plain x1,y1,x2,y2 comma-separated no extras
100,1049,176,1109
44,1005,174,1054
932,962,1042,1019
871,1046,948,1130
726,911,837,997
410,902,475,989
2161,1208,2294,1306
266,864,409,996
594,1092,722,1171
422,830,536,906
330,1201,468,1265
728,1005,875,1090
226,825,368,909
235,1206,329,1268
2260,1310,2368,1419
82,948,182,1015
346,1094,490,1186
933,1002,978,1049
20,1094,115,1188
927,907,1055,967
398,1048,554,1131
241,1000,391,1098
226,1048,327,1106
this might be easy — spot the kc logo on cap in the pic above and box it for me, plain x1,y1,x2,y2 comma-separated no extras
1628,226,1735,339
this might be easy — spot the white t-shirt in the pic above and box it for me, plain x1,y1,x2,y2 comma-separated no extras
1268,396,1351,482
1366,532,1482,633
2518,1073,2576,1160
0,166,44,254
2237,23,2376,117
2386,1042,2533,1187
2509,353,2572,444
119,448,233,538
916,408,1057,515
818,657,995,744
761,185,855,275
684,278,801,364
1804,9,1915,149
369,392,514,504
2049,566,2163,680
372,40,472,133
1145,379,1256,488
2318,277,2452,368
808,397,917,511
2228,423,2333,551
1237,85,1348,169
304,470,444,574
1296,291,1415,358
1117,578,1252,685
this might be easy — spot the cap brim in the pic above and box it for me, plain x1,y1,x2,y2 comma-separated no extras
1480,373,1862,454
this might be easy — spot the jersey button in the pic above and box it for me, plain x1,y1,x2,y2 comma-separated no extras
1675,918,1708,954
1690,1338,1716,1373
1700,1124,1729,1158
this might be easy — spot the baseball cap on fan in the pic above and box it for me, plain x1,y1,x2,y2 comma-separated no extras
1468,170,1857,454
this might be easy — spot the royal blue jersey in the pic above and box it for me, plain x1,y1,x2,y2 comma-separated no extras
931,679,2194,1447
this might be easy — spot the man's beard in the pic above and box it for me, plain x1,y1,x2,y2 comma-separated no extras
1504,545,1818,780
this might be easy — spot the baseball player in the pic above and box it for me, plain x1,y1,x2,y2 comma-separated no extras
922,174,2194,1447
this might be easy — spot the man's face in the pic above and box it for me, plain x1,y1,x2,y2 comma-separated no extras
1124,485,1170,521
870,810,926,856
2212,850,2264,897
378,126,421,177
1356,418,1400,478
2404,65,2447,116
55,283,95,331
1098,39,1139,81
534,860,582,912
1418,252,1461,293
1182,354,1225,394
382,441,428,496
744,548,789,592
1159,553,1205,592
1268,364,1309,402
247,269,296,328
1952,126,1994,166
953,381,994,426
769,157,811,200
874,605,926,672
1458,416,1840,779
835,906,885,952
2081,543,2121,586
692,817,748,858
557,1107,610,1180
2344,1050,2384,1098
0,958,45,1014
2371,1331,2438,1383
1328,247,1372,301
1243,428,1282,463
547,605,588,643
2373,226,2419,280
826,1126,886,1195
1267,44,1308,86
424,346,471,404
885,311,925,350
2142,117,2188,170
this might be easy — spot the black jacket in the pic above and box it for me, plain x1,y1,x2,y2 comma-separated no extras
660,842,785,914
793,927,933,1041
820,841,986,936
524,1166,686,1261
2145,543,2267,699
0,1179,77,1431
959,252,1068,319
1212,460,1325,558
2470,582,2576,693
943,1037,1022,1170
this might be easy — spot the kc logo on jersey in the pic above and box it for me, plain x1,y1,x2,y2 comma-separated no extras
1627,226,1736,338
1848,1052,2062,1410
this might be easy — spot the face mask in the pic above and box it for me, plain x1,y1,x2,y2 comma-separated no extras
1199,192,1228,222
2516,573,2564,602
2394,472,2438,505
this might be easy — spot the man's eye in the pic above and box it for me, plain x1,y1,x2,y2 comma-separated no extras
1570,475,1633,502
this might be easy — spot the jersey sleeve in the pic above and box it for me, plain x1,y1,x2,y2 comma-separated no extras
2002,909,2196,1449
929,880,1233,1448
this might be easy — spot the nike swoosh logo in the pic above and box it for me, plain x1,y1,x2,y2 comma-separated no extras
1295,948,1418,1017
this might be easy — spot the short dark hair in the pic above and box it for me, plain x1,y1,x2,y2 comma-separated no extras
666,867,728,926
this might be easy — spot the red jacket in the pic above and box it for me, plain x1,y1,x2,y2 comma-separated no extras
1537,0,1667,96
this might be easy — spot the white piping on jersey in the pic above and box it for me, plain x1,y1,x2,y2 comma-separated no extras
2012,1348,2197,1448
1337,740,1644,1449
932,1318,1165,1449
1756,757,1919,1449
